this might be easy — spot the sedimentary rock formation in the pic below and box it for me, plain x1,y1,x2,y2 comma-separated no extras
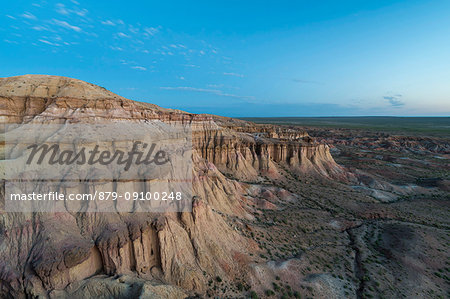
0,75,343,298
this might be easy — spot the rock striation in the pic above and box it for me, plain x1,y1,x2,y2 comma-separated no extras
0,75,344,298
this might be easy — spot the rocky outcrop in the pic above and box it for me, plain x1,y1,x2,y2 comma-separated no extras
0,75,343,298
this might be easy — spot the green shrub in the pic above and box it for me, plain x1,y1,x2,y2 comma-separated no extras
265,289,275,296
236,282,243,291
272,282,280,291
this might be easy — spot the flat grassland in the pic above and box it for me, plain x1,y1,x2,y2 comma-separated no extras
240,117,450,137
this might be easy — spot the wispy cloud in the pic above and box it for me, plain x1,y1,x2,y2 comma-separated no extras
143,27,159,36
3,2,224,78
183,64,200,68
131,66,147,71
75,8,88,16
117,32,130,38
160,86,254,101
128,24,140,34
4,39,19,44
55,3,88,17
101,20,115,26
39,39,60,46
207,84,223,88
53,19,82,32
21,12,37,20
55,3,69,15
223,72,244,78
32,25,49,31
383,94,405,107
292,78,321,84
161,87,208,92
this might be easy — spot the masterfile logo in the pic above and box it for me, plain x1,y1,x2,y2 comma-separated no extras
2,122,193,213
26,141,169,170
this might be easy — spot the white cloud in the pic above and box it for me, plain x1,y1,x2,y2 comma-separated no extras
21,12,37,20
55,3,69,15
32,25,48,31
4,39,19,44
128,25,139,33
117,32,130,38
383,95,405,107
292,79,319,84
56,3,88,17
223,72,244,78
160,86,254,100
161,86,218,93
5,6,223,78
143,27,159,36
53,19,82,32
39,39,60,46
207,84,224,88
101,20,115,26
74,8,88,17
131,66,147,71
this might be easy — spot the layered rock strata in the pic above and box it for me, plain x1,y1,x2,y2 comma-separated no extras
0,75,343,298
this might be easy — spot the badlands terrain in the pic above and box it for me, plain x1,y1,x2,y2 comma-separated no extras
0,75,449,298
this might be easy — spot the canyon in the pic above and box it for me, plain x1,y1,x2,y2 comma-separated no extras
0,75,448,298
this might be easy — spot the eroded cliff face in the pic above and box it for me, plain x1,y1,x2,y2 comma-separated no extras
0,75,343,298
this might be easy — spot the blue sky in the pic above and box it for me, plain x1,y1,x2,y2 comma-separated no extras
1,0,449,116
